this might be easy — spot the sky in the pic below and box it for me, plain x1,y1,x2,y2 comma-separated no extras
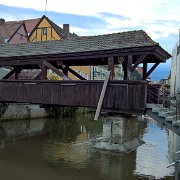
0,0,179,80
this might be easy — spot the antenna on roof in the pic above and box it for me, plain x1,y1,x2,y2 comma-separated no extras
45,0,47,15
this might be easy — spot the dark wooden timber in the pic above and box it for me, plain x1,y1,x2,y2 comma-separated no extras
14,68,22,80
0,80,147,115
2,69,15,79
144,62,160,79
65,66,86,80
127,55,133,80
143,62,148,80
39,63,47,80
63,67,68,77
43,60,70,80
122,58,128,80
0,46,170,67
131,55,147,72
108,57,115,80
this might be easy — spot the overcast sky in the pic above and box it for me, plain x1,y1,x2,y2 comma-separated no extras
0,0,179,80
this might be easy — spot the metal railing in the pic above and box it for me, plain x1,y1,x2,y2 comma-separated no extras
147,84,180,120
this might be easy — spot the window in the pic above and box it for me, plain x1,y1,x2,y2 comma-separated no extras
42,27,47,35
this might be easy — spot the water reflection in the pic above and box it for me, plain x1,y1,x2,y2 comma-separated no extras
0,114,176,179
168,130,180,163
136,118,174,179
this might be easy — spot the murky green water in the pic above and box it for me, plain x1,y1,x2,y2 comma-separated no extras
0,114,177,180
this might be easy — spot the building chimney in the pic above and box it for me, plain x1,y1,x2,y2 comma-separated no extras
0,18,5,26
63,24,69,39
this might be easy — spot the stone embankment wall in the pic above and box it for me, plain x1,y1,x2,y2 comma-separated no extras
0,103,47,120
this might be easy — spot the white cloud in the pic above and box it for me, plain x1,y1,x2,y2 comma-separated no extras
0,0,178,21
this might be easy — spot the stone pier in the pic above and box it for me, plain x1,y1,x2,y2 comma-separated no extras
93,116,143,153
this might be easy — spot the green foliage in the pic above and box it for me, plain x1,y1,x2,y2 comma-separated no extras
44,117,80,142
44,114,103,142
46,106,92,118
46,106,78,118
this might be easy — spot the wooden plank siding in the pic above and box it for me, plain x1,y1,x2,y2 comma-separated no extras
0,80,147,115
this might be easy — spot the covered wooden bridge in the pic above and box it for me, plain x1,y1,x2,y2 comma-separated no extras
0,30,171,115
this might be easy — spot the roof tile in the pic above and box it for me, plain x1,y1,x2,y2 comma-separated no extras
0,30,163,58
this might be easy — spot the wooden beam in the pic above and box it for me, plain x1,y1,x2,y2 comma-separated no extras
63,67,68,76
127,55,133,80
43,60,71,80
122,59,127,80
131,54,147,72
108,57,114,80
143,62,147,80
66,67,86,80
2,69,15,79
14,68,22,80
58,61,86,80
94,71,111,120
39,63,47,80
144,62,160,79
34,72,41,80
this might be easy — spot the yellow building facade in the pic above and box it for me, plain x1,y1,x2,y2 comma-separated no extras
29,16,62,42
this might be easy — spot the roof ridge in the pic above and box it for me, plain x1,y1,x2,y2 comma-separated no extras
0,30,157,47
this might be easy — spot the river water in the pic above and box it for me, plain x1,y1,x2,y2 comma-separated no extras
0,114,177,180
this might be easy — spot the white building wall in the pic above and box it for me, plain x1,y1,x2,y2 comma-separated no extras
170,46,180,95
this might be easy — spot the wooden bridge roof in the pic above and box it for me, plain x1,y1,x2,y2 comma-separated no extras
0,30,171,66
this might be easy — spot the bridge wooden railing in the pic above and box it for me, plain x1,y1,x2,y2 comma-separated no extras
0,80,147,115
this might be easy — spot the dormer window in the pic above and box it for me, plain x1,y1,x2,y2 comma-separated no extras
42,27,47,35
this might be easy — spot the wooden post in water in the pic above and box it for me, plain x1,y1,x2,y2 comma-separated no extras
94,71,111,120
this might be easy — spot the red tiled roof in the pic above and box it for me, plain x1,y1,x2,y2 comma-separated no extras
0,21,22,41
0,18,40,44
20,18,40,34
136,66,143,75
